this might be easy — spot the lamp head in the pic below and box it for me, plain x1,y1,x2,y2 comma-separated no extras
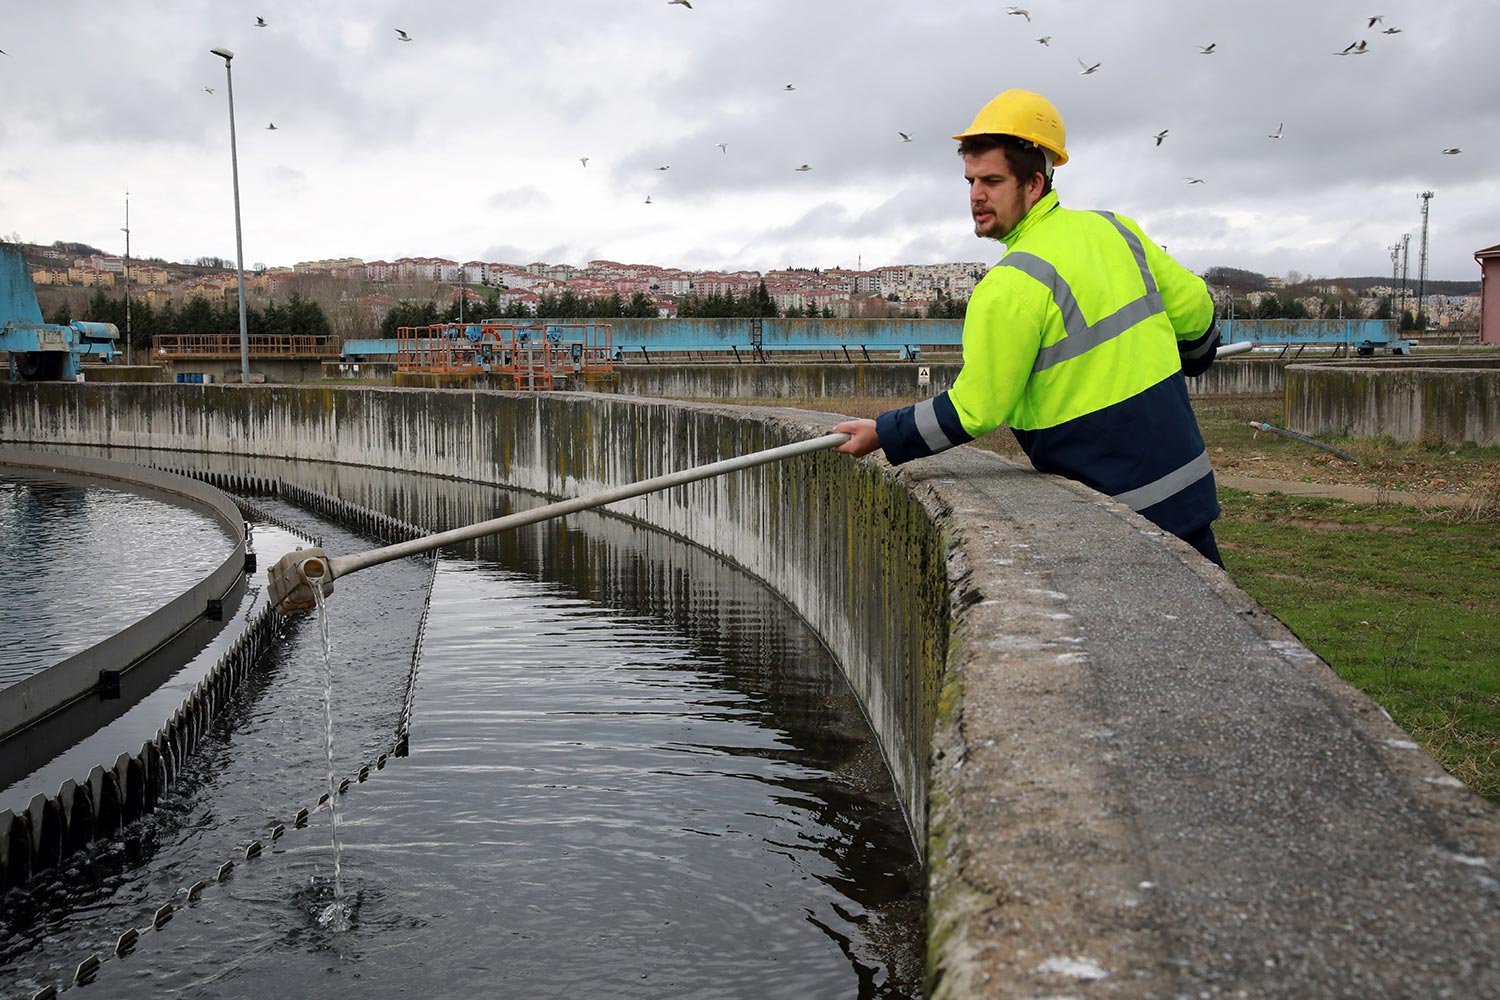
210,47,234,62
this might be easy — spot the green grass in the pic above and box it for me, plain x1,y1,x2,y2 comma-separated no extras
1217,489,1500,802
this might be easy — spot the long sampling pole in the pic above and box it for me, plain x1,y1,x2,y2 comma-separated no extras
269,432,851,613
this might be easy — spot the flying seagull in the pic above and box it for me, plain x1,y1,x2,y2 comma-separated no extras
1036,36,1051,45
265,122,278,130
579,157,589,167
1078,58,1101,75
204,86,215,94
1268,122,1284,139
898,131,913,142
1366,15,1384,28
255,16,267,27
1185,177,1205,184
1351,39,1369,54
1199,43,1216,54
1154,129,1169,146
644,195,652,204
1335,41,1358,55
784,83,796,91
668,0,693,8
1441,148,1462,155
794,164,812,171
656,165,671,171
1382,26,1402,34
1006,7,1031,21
396,29,413,41
716,143,728,153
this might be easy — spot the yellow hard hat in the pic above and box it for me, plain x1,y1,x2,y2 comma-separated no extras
953,88,1068,167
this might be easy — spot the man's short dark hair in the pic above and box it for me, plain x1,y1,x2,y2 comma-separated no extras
957,134,1053,195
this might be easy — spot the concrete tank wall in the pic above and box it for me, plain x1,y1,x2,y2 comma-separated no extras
1286,356,1500,445
4,383,1500,998
601,357,1282,400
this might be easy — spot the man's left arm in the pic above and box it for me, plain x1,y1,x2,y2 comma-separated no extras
1132,224,1219,375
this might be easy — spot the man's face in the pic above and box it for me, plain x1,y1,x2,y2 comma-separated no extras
964,148,1041,240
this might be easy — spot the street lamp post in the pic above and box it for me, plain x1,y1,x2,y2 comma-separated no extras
211,47,251,385
120,190,131,366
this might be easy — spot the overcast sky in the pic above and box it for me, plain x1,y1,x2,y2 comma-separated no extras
2,1,1494,281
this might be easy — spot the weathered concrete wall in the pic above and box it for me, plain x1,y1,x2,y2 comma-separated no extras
1286,356,1500,445
4,383,1500,998
597,357,1280,400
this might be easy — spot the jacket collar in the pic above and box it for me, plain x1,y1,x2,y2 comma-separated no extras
1000,189,1060,246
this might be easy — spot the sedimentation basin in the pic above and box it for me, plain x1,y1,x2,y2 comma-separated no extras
2,382,1499,998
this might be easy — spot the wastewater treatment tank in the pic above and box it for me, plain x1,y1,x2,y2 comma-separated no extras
1,456,924,999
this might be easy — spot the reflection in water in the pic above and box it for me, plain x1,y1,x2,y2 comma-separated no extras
1,453,923,999
0,472,232,687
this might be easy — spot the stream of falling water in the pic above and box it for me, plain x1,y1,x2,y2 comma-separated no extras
311,579,350,931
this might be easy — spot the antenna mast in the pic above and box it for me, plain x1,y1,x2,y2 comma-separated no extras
1416,191,1434,331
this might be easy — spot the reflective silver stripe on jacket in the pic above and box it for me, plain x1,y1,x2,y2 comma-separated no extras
913,396,956,452
999,212,1165,374
1180,331,1218,361
1110,449,1213,510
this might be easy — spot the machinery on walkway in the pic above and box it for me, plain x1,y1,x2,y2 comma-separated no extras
394,321,613,389
1,245,120,380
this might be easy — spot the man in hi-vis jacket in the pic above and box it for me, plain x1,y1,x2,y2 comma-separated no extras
833,88,1224,566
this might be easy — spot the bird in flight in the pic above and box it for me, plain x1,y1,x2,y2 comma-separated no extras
656,165,671,171
265,122,278,130
579,157,589,167
396,29,413,41
1351,39,1369,53
1006,7,1031,21
1185,177,1205,184
669,0,693,8
1268,122,1284,139
1153,129,1169,146
1441,148,1462,155
255,16,267,27
1078,59,1101,74
794,164,812,171
716,143,728,153
784,83,796,91
1366,15,1384,28
1382,26,1402,34
1199,43,1216,54
644,195,653,204
898,131,913,143
204,86,215,94
1036,36,1051,45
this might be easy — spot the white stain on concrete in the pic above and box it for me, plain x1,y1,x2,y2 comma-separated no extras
1035,956,1108,981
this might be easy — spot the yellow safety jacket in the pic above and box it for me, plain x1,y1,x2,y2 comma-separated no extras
877,190,1221,537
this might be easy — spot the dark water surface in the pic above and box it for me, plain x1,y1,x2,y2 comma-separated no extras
2,461,923,998
0,471,233,687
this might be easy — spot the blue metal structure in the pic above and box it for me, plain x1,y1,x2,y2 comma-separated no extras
1,245,119,380
343,316,1412,364
344,318,965,364
1221,318,1409,356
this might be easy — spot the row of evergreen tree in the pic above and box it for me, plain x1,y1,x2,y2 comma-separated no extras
51,290,332,350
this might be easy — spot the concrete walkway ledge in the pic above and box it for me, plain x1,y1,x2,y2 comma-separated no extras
1,384,1498,997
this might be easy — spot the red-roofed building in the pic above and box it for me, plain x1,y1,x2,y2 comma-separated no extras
1476,243,1500,346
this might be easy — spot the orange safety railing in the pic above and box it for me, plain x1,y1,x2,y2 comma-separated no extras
394,322,614,389
152,333,342,358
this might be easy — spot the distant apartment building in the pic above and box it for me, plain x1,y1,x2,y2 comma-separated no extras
125,264,170,287
294,257,364,273
74,255,123,273
365,260,400,282
29,267,67,285
66,266,115,288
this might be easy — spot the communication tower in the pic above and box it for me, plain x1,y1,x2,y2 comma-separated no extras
1416,191,1434,331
